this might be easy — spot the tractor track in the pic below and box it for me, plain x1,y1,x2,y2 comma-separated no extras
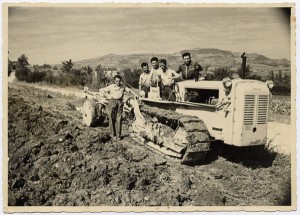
138,104,211,163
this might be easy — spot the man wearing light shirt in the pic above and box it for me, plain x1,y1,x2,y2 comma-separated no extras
139,62,152,98
103,74,133,141
157,59,181,100
150,57,161,85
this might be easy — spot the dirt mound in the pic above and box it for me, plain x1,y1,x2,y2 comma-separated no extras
7,84,291,206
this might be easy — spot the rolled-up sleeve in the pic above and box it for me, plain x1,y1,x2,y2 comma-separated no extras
172,70,181,79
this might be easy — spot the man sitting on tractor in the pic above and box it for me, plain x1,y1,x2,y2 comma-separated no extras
176,52,204,81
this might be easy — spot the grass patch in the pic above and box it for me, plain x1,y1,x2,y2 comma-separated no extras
269,96,291,124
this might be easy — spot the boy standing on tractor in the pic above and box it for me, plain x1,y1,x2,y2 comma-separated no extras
103,74,134,141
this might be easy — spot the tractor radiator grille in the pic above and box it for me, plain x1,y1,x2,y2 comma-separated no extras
244,95,255,125
257,95,269,124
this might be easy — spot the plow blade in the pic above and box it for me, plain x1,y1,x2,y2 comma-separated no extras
130,133,182,158
146,142,182,158
163,140,186,153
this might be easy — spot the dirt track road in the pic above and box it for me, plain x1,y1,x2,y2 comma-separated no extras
7,82,292,207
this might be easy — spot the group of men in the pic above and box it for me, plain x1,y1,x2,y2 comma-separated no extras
138,52,203,100
102,52,203,140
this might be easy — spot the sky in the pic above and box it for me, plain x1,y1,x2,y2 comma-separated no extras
8,6,292,65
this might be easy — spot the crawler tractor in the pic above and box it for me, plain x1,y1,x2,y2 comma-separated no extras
82,78,273,164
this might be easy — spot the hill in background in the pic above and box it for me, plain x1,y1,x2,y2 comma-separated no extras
55,48,291,79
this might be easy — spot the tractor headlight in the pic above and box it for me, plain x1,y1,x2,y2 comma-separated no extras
224,80,232,88
266,80,274,89
222,77,232,93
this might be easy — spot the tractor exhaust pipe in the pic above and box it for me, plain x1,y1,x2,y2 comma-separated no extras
241,52,247,79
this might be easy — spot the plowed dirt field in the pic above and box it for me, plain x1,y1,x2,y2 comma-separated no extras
7,83,291,206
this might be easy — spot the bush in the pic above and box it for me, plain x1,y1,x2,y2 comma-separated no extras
271,85,291,96
271,74,291,96
212,67,232,81
122,68,141,88
15,54,30,81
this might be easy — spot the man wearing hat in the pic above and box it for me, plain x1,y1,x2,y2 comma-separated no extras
103,74,134,141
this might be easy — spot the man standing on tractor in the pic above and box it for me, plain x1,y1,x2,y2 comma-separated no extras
103,74,134,141
176,52,204,81
150,57,161,83
158,59,181,101
149,56,163,97
138,62,152,98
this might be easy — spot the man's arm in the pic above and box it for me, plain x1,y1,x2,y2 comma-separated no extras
186,62,202,79
176,65,182,73
102,84,113,99
102,84,111,93
172,69,181,79
176,65,184,80
138,74,143,91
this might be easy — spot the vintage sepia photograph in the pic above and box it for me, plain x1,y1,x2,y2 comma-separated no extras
3,2,296,212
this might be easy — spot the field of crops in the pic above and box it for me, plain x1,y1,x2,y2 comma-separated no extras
270,95,291,124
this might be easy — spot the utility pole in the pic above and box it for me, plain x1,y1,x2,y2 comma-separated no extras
241,52,247,79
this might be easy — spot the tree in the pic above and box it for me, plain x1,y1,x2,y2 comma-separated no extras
95,64,109,88
18,54,29,66
85,66,93,76
61,59,74,72
15,54,30,81
33,64,40,72
45,70,54,84
278,70,283,82
271,72,291,96
42,64,51,69
122,68,141,88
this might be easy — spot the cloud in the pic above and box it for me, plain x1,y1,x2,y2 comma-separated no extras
8,7,291,64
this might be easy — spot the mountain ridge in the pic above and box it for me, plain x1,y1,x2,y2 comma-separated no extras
55,48,290,78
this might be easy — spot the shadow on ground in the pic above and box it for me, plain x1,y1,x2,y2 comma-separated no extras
209,141,277,169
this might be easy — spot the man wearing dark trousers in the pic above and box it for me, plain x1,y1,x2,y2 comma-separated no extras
103,75,133,141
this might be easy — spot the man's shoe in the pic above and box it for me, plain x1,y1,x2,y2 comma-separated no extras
116,136,123,141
